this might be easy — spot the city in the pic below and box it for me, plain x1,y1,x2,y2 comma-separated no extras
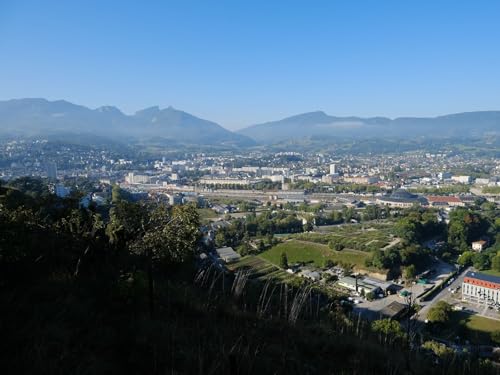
1,1,500,374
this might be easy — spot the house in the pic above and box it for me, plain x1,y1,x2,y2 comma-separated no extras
338,276,382,295
299,270,321,281
451,175,472,184
472,240,487,252
215,247,241,263
212,204,230,214
363,277,399,296
426,195,465,207
379,301,407,320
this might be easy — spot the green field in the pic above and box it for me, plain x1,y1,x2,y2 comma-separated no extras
294,224,396,252
436,311,500,344
259,239,371,268
460,313,500,334
482,268,500,277
197,208,219,221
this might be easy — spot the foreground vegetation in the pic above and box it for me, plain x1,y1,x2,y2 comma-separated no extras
0,178,498,374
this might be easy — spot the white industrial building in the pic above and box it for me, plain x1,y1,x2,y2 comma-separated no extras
216,247,241,264
462,271,500,305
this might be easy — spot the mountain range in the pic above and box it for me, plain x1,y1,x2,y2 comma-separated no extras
1,98,500,146
0,98,254,146
238,110,500,143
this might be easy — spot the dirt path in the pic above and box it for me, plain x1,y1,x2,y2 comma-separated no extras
383,238,401,250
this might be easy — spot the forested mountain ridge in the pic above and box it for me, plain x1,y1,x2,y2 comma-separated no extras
239,110,500,143
0,98,254,146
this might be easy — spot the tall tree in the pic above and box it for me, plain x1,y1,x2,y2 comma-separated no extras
129,204,200,317
280,252,289,269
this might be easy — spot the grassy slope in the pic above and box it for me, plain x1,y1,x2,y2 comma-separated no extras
482,268,500,277
435,311,500,344
197,208,219,219
259,240,370,268
461,313,500,334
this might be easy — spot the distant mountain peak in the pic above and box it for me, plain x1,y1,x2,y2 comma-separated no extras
283,110,331,123
0,98,255,147
237,109,500,143
95,106,124,115
134,106,161,117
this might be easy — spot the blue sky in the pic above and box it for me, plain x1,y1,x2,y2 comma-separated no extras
1,1,499,129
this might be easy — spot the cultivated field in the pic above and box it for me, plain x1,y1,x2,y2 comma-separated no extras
226,256,295,283
294,224,397,252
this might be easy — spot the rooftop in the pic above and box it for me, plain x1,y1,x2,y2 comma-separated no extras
379,301,407,319
464,271,500,285
378,189,427,204
216,247,239,257
427,195,462,203
472,240,487,245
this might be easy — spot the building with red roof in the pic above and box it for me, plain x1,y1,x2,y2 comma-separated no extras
462,271,500,305
426,195,465,207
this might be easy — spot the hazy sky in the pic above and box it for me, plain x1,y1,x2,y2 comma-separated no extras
1,1,500,129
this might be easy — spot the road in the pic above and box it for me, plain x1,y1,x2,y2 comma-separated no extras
415,266,468,325
415,266,500,326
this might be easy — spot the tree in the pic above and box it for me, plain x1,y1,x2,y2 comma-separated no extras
472,252,490,270
492,252,500,272
395,218,421,244
427,301,451,324
403,265,416,280
106,200,149,249
491,330,500,344
371,319,405,345
111,184,123,203
267,233,274,246
447,218,468,251
239,237,251,256
363,205,381,221
258,240,266,252
280,252,288,269
215,231,227,248
370,250,389,270
330,210,343,223
342,206,356,222
324,259,335,268
329,240,344,251
422,340,454,359
457,251,474,267
448,208,489,251
128,204,200,317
